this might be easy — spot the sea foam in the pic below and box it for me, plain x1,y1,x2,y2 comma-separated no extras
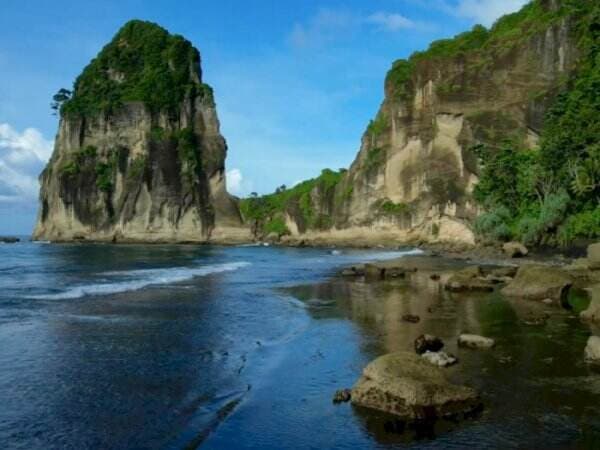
31,261,250,300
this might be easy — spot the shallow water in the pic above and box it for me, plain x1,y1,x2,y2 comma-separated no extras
0,242,599,449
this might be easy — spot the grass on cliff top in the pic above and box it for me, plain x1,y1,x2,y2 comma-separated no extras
60,20,214,116
385,0,582,97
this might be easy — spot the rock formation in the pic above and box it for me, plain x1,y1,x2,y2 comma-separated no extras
242,0,587,247
34,20,249,243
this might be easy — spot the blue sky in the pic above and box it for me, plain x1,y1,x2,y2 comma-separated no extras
0,0,527,234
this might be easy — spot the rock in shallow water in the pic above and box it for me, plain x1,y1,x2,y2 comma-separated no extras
584,336,600,364
421,351,458,367
444,266,495,292
414,334,444,355
458,334,495,349
501,265,573,302
402,314,420,323
351,352,481,421
332,388,352,404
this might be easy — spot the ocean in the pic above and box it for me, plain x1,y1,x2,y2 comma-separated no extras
1,240,599,449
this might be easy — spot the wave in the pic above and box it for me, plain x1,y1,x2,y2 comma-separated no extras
31,261,250,300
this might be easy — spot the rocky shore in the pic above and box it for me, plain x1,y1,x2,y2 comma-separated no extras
333,242,600,427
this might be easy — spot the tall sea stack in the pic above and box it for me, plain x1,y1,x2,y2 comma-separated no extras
34,20,250,243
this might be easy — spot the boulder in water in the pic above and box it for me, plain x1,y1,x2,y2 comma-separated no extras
501,265,573,302
351,352,481,421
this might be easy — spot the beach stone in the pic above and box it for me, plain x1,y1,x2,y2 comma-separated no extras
584,336,600,364
421,351,458,367
351,352,481,421
414,334,444,355
489,266,518,278
444,266,495,292
341,264,365,277
588,243,600,270
402,314,420,324
458,334,495,349
503,242,528,258
332,388,352,404
501,265,573,302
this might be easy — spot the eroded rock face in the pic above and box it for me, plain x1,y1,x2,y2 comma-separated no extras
254,1,581,247
33,21,249,243
351,352,481,421
501,265,573,302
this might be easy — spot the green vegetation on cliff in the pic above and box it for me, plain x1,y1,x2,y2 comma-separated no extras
473,1,600,245
240,169,345,236
385,0,574,97
58,20,214,116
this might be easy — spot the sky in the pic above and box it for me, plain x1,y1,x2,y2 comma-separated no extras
0,0,528,235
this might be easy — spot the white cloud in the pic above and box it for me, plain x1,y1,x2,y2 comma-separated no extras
288,8,429,48
226,168,254,197
450,0,529,27
0,123,53,203
366,12,414,32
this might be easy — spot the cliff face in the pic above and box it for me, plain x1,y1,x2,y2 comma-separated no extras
34,21,249,243
244,0,585,246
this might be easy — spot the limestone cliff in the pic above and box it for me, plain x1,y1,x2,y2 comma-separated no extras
242,0,587,247
34,20,249,243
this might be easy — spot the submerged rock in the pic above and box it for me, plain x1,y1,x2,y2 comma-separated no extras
351,352,481,421
489,266,518,279
444,266,495,292
501,265,573,302
421,351,458,367
503,242,529,258
458,334,495,349
584,336,600,364
340,265,365,277
414,334,444,355
402,314,420,323
332,388,352,404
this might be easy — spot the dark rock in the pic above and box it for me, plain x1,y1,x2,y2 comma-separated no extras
402,314,420,324
340,265,365,277
0,237,19,243
333,388,352,404
414,334,444,355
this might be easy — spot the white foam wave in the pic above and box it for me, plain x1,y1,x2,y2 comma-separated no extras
31,261,250,300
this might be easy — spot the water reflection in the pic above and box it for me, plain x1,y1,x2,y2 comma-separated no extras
287,272,600,447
